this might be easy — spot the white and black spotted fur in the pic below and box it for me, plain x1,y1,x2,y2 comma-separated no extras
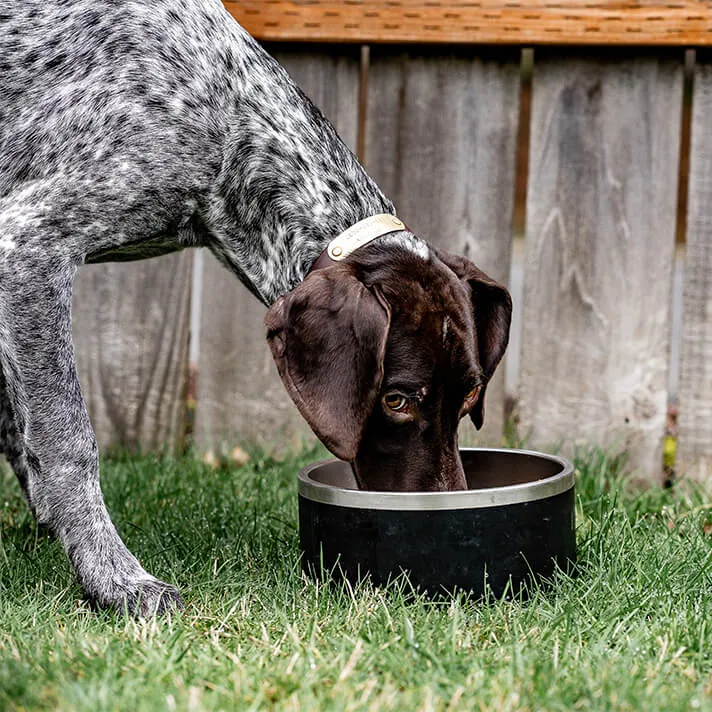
0,0,435,614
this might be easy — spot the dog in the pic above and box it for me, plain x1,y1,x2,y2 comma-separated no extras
0,0,511,615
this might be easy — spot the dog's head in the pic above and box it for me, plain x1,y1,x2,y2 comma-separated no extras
265,243,511,491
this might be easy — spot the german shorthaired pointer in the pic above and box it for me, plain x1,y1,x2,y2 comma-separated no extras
0,0,511,614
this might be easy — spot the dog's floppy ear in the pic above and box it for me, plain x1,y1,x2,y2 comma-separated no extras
436,248,512,430
265,265,391,461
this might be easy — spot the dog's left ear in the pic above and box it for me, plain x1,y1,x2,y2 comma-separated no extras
265,265,391,461
436,248,512,430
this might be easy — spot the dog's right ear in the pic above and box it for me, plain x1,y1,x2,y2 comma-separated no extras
435,248,512,431
265,266,391,461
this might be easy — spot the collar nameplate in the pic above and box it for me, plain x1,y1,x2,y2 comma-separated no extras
327,214,406,261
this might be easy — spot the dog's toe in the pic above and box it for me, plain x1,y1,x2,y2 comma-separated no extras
127,579,185,617
87,577,185,617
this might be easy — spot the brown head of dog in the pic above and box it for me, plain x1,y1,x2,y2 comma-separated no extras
265,243,512,491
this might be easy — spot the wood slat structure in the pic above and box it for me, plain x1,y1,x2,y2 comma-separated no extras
64,7,712,484
224,1,712,46
72,254,193,453
678,54,712,484
194,47,361,456
517,51,683,483
364,46,521,444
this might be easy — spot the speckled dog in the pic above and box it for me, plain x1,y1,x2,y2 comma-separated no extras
0,0,511,615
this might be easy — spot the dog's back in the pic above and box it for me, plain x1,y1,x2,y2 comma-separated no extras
0,0,245,197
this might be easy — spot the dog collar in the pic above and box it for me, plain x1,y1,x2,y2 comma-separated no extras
327,213,406,260
309,213,407,273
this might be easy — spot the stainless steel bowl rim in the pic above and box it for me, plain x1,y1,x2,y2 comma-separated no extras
298,447,574,511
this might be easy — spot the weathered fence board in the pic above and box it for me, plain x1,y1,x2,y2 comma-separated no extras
678,54,712,483
72,253,192,452
194,46,361,456
518,51,683,482
365,47,521,445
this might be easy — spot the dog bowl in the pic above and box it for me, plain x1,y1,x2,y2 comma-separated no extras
298,448,576,598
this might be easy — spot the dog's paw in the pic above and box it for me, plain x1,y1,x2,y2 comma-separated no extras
124,579,185,617
88,577,185,617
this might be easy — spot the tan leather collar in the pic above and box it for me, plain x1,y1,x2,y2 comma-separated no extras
308,214,407,275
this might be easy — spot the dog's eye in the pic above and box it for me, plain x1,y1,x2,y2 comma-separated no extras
383,392,409,412
465,385,482,402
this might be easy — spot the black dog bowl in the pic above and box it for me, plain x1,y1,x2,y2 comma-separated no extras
298,448,576,598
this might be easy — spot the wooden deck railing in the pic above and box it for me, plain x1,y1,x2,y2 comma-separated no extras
223,1,712,46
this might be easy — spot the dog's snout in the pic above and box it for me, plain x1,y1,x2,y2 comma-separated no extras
438,449,468,491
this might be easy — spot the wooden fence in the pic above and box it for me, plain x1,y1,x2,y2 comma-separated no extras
71,2,712,484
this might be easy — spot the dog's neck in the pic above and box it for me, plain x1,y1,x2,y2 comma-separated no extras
204,32,428,305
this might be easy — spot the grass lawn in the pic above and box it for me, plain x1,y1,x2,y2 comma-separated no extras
1,444,711,711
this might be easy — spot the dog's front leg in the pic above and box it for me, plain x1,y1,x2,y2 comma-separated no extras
0,250,182,616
